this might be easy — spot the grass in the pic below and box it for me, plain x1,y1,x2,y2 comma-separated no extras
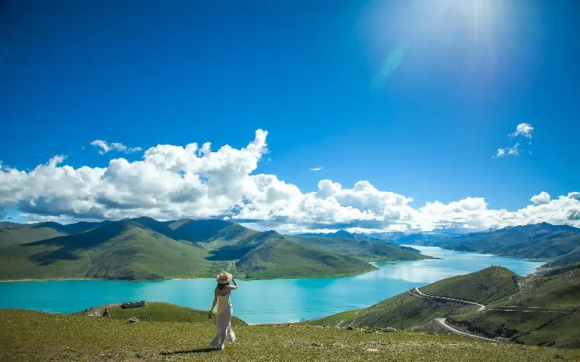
306,292,476,331
235,237,377,279
449,264,580,348
100,302,247,326
0,219,398,281
308,267,519,330
0,225,225,281
2,309,579,361
307,265,580,349
0,226,64,246
449,308,580,349
421,266,521,304
292,236,429,262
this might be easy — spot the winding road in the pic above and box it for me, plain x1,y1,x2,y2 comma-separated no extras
413,287,486,312
412,287,497,342
435,318,498,342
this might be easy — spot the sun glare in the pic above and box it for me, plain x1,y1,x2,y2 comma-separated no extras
368,0,510,88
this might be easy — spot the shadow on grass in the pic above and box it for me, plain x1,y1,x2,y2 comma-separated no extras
159,348,218,355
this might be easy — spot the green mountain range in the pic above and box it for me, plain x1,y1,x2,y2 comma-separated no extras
0,217,426,281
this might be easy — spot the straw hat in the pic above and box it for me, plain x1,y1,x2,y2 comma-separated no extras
216,271,233,284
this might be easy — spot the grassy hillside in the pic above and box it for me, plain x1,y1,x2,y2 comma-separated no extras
96,302,246,326
0,222,223,280
446,265,580,348
308,267,518,330
168,219,257,243
2,310,579,361
545,248,580,268
309,265,580,349
420,266,521,304
32,221,104,234
0,218,398,281
236,235,378,279
294,235,428,262
0,225,65,246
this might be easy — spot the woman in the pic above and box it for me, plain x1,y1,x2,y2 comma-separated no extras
209,271,238,350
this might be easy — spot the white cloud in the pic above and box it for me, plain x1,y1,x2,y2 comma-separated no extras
1,129,579,232
309,167,322,171
496,143,520,157
495,123,534,158
90,140,143,155
531,191,551,205
510,123,534,139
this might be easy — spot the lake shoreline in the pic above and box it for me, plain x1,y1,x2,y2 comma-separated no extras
0,247,545,324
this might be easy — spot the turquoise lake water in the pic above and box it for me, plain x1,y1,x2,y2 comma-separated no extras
0,246,544,324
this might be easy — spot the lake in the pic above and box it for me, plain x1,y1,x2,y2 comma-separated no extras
0,246,544,324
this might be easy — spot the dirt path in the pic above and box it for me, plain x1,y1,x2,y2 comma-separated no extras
435,318,499,342
413,287,486,312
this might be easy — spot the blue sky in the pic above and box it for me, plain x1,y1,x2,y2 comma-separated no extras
0,0,579,231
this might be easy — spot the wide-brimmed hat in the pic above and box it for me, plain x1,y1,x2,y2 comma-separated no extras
216,271,233,284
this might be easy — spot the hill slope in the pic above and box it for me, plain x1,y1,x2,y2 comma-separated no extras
0,225,65,246
293,235,428,262
236,233,378,279
308,265,580,348
0,220,215,280
0,218,408,281
84,302,247,326
450,264,580,348
308,267,519,330
2,309,579,361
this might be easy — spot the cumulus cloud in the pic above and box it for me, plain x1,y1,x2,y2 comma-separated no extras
510,123,534,139
496,143,520,157
1,129,579,232
91,140,143,155
531,191,551,205
309,167,322,171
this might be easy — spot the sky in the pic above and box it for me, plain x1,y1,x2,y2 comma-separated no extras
0,0,579,233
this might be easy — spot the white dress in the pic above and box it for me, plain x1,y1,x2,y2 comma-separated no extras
210,291,236,350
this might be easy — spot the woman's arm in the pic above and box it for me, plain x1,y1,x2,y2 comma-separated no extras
229,278,238,290
208,289,217,318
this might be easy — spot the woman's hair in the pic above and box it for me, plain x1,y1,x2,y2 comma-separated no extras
217,282,229,291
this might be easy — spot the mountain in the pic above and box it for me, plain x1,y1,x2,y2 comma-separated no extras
31,221,105,235
0,220,105,246
545,248,580,268
308,265,580,348
370,231,454,245
293,235,428,262
299,229,379,241
0,219,211,280
1,217,422,281
167,219,256,243
449,264,580,348
235,232,378,279
418,223,580,262
0,223,65,246
299,229,454,246
308,267,520,330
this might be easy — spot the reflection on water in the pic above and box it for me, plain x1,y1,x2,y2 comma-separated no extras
0,246,544,324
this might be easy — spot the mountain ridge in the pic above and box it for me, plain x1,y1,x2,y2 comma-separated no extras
0,217,426,281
